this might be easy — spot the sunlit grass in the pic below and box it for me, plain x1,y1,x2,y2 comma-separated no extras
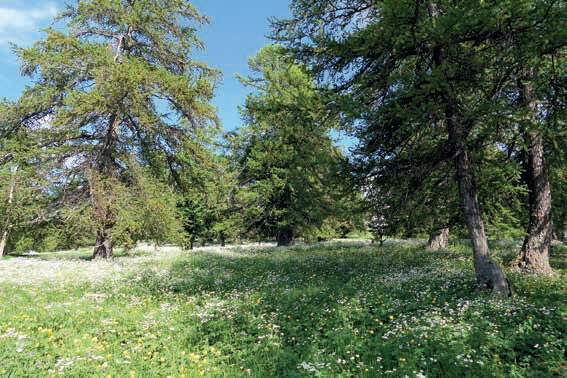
0,241,565,376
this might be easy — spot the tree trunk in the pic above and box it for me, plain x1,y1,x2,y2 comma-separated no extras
189,237,195,250
0,228,9,257
509,130,553,274
90,27,129,259
510,75,553,275
449,122,511,298
427,228,449,250
428,1,510,297
90,193,115,260
93,229,112,259
220,233,226,247
277,226,295,246
0,166,17,257
90,114,119,259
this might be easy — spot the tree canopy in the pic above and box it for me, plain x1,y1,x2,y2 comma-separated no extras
2,0,220,257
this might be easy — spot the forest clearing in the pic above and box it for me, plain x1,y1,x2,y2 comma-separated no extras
0,240,566,377
1,0,566,376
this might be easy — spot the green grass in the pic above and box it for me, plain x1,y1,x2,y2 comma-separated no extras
0,241,565,377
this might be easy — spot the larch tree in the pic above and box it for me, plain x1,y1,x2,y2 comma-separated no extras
356,115,525,250
6,0,219,258
504,1,566,274
509,71,555,274
271,0,531,296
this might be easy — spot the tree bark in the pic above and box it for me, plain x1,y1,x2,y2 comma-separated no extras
93,229,113,259
91,114,119,259
0,166,17,257
427,228,449,250
449,121,511,298
509,74,553,274
0,228,9,257
277,225,295,246
220,233,226,247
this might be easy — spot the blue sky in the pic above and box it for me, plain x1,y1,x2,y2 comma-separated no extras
0,0,291,132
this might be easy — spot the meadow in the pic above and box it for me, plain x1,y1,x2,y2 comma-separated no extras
0,240,565,377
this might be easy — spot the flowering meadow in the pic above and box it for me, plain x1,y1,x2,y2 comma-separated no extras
0,241,565,377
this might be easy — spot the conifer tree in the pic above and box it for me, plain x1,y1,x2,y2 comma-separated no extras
273,0,528,296
503,2,566,274
273,0,565,292
5,0,219,258
233,45,351,246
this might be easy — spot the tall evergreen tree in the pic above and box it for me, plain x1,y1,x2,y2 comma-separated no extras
4,0,219,258
503,2,566,273
271,0,558,296
233,45,351,246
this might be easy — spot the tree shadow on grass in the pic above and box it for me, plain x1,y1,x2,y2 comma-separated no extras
56,240,560,377
126,243,516,375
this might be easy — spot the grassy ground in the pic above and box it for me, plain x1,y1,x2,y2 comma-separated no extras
0,241,565,377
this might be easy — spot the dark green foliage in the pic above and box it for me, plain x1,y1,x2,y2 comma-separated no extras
173,141,240,248
272,1,565,283
231,45,358,244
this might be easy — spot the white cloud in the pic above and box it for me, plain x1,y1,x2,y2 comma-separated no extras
0,2,58,45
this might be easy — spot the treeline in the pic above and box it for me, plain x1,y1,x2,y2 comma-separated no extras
0,0,566,298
